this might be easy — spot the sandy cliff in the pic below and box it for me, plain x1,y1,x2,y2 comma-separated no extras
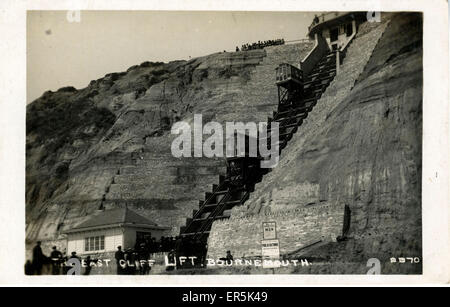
26,12,423,275
208,13,422,274
26,43,313,249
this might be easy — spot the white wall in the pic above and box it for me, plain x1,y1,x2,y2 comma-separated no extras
322,20,355,50
67,227,168,254
67,228,123,255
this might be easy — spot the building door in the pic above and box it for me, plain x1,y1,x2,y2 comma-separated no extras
346,23,353,37
136,231,152,248
330,27,339,42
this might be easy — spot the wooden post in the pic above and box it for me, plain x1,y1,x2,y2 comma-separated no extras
336,49,340,75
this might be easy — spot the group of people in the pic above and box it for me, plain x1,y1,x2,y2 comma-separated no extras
133,236,208,270
114,245,152,275
25,236,212,275
134,235,209,259
134,235,179,254
25,242,92,275
237,38,285,52
113,235,209,275
26,238,233,275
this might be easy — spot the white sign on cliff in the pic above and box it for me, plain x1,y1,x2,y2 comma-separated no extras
262,221,277,239
262,222,279,268
261,239,281,268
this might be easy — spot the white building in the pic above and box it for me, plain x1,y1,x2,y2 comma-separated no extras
308,12,364,50
300,12,366,77
63,207,170,255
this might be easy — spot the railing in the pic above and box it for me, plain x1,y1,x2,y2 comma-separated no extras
308,12,351,33
282,239,323,258
335,29,356,74
300,33,330,76
339,30,356,52
284,38,311,45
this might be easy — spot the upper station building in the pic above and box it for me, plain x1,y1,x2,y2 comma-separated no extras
296,12,367,78
308,12,366,51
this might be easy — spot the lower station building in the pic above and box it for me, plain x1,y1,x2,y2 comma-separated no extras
63,207,170,255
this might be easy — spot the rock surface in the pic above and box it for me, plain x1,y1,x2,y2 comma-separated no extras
26,43,314,252
208,13,423,274
26,12,423,275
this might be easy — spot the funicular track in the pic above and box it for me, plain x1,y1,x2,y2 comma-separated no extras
178,46,351,260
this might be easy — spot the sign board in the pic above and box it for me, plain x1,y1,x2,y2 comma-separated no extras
262,221,277,240
261,239,280,268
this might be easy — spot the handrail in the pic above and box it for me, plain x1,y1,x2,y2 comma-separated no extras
335,30,356,74
284,38,311,45
282,239,323,258
301,36,319,65
339,31,356,53
300,33,330,76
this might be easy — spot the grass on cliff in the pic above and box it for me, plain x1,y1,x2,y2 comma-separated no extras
27,96,116,154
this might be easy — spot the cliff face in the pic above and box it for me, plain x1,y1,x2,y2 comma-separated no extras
27,12,423,274
208,13,422,274
26,43,314,246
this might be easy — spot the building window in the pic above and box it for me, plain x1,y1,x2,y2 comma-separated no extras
84,235,105,252
346,23,353,37
330,27,339,42
135,232,152,248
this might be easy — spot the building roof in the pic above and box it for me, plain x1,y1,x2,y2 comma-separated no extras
308,12,365,38
64,208,167,234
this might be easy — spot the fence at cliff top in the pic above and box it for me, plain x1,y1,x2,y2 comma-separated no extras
237,38,311,52
284,38,311,45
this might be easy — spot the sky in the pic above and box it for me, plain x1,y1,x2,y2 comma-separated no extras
27,10,317,103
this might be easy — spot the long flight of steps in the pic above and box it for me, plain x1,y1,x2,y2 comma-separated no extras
179,173,256,239
179,48,347,244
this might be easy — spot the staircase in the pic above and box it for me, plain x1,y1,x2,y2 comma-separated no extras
179,48,348,246
179,158,261,240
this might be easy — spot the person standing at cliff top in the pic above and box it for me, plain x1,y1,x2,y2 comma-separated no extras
313,14,319,25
